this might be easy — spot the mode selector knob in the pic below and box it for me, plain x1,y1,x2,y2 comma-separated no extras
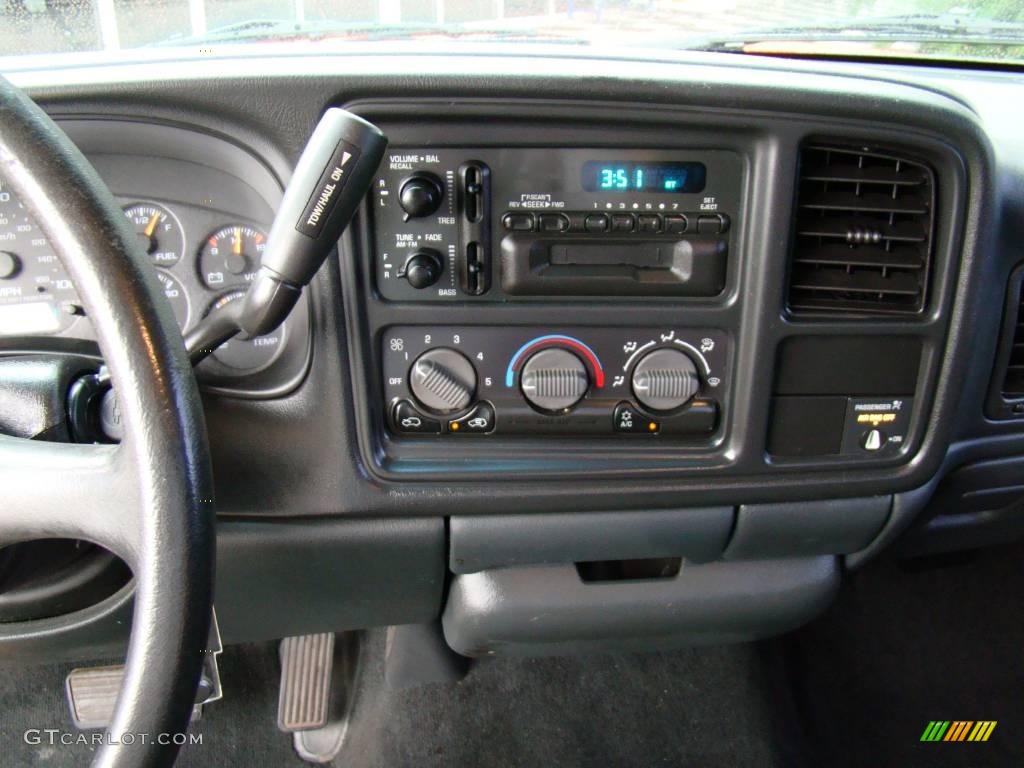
399,172,444,220
520,348,589,412
410,348,476,414
631,348,699,412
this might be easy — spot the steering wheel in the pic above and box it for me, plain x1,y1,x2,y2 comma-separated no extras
0,77,214,767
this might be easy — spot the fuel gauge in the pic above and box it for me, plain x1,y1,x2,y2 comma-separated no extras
123,203,185,267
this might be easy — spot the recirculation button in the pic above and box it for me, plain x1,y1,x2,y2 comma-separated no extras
392,400,441,434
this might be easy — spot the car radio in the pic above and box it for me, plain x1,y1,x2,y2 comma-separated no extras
369,148,742,301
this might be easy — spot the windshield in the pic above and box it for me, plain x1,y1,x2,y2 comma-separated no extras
1,0,1022,67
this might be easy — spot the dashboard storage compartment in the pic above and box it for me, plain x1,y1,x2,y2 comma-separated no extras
442,557,839,657
449,508,735,574
723,497,892,560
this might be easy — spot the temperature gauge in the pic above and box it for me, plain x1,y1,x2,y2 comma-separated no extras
201,290,284,372
198,224,266,289
123,203,185,267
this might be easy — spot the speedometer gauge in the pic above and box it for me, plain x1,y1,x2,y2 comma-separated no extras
155,270,191,331
0,178,82,336
123,202,185,267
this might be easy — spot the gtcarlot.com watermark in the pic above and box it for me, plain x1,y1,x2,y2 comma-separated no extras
24,729,202,746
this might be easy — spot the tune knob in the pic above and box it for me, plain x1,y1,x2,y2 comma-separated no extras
631,348,699,412
520,348,589,412
409,348,476,414
399,172,444,220
401,249,443,289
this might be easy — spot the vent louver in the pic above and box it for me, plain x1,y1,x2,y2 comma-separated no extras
1001,281,1024,398
788,145,935,316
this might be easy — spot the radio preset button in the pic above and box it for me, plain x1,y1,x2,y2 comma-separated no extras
637,214,662,233
664,214,688,234
502,212,535,231
538,213,570,233
610,213,635,233
584,214,610,233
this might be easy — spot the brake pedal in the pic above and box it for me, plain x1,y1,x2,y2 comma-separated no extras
66,665,124,730
66,607,224,730
277,633,335,732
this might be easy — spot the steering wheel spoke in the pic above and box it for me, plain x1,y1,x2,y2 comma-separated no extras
0,434,141,563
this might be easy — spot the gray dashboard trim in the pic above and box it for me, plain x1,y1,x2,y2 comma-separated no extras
449,507,735,574
442,556,840,657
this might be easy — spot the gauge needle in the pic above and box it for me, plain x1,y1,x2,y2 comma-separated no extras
233,226,243,256
143,212,161,238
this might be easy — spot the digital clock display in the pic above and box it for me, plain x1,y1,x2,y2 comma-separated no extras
581,161,706,194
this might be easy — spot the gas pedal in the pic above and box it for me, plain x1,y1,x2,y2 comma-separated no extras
277,633,335,732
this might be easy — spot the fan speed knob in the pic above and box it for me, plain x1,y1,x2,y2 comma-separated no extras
409,348,476,414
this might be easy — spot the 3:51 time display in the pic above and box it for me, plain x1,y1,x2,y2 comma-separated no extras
581,161,706,194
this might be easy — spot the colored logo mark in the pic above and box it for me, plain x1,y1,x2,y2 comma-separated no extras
920,721,997,742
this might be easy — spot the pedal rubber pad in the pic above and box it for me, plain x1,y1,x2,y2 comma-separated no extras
66,665,124,730
277,633,335,732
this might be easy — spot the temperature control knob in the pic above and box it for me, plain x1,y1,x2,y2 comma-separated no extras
410,348,476,414
631,348,699,412
399,172,444,220
401,249,443,289
520,348,589,412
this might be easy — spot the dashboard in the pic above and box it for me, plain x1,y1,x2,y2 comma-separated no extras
0,50,1022,658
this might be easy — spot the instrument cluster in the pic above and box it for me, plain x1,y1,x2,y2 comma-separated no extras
0,181,289,378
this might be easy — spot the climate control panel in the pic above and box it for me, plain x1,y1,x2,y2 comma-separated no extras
381,326,730,439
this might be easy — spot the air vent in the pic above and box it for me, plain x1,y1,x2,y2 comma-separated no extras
1001,280,1024,398
788,145,935,316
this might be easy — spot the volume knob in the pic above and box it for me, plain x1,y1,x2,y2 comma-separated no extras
410,348,476,414
520,348,589,412
631,348,699,412
399,172,444,220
